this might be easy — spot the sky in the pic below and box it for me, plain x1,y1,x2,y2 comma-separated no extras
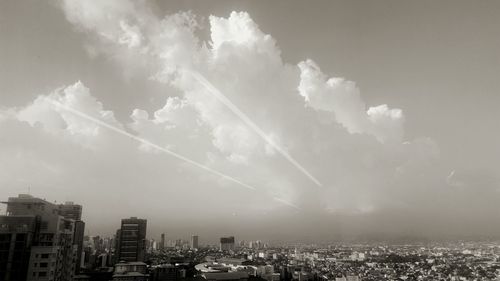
1,0,499,243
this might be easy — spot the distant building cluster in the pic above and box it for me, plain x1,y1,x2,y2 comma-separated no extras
2,193,500,281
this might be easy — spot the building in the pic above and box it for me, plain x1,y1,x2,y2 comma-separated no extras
112,262,148,281
160,233,165,251
150,264,186,281
195,262,248,281
58,201,85,274
97,253,112,267
116,217,147,262
256,265,279,281
0,216,39,280
219,236,235,251
74,221,86,272
73,267,114,281
57,201,82,220
0,194,79,281
190,235,199,249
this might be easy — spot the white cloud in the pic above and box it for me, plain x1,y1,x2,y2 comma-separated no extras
209,11,281,61
28,0,474,217
0,108,17,122
118,21,143,48
298,59,404,143
56,1,425,209
153,97,200,128
128,97,208,155
60,2,296,168
61,0,146,43
18,82,119,135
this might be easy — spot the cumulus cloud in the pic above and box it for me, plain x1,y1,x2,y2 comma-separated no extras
128,96,209,155
5,0,498,238
54,0,431,210
298,59,404,143
0,108,16,122
209,12,281,65
60,4,291,165
16,82,121,148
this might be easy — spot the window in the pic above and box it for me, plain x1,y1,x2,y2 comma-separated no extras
39,271,47,277
41,253,49,259
40,221,48,231
40,262,48,268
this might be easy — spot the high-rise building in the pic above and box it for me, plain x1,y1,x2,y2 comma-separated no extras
57,201,82,220
190,235,199,249
114,229,121,264
0,194,79,281
73,220,85,272
160,233,166,251
116,217,147,262
58,201,85,274
0,216,38,280
220,236,235,251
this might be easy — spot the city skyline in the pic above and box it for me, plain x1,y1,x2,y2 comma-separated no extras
1,0,500,242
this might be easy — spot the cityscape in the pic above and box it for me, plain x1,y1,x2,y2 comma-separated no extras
1,193,500,281
2,0,500,281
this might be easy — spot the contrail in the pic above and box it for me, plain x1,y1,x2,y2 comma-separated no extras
47,98,257,191
187,70,323,187
273,197,300,210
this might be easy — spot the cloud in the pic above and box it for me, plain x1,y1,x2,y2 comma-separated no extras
16,81,121,148
61,0,202,80
0,81,273,217
60,4,293,167
209,12,281,62
0,108,16,122
61,0,149,43
298,59,404,143
128,97,209,155
55,0,426,209
2,0,497,238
